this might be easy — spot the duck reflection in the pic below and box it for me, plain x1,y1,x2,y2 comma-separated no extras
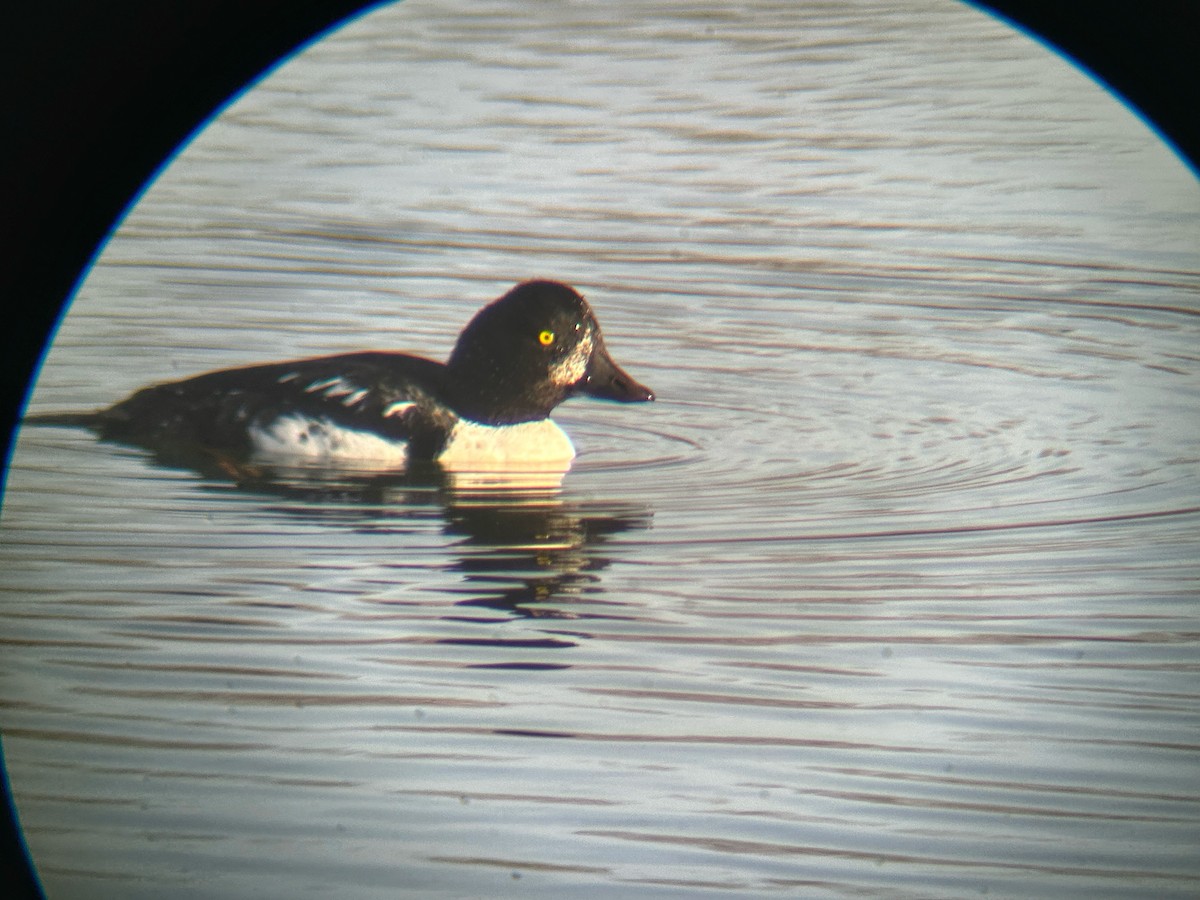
194,458,652,623
443,489,648,619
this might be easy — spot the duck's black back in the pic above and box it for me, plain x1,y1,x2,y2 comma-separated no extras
85,351,453,458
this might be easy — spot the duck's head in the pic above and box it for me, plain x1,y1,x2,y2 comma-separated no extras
446,280,655,425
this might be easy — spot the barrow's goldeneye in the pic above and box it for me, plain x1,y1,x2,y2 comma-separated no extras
30,280,654,472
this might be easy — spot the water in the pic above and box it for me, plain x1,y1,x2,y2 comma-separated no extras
4,1,1200,896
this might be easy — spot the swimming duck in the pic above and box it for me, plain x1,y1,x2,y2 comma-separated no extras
33,280,654,471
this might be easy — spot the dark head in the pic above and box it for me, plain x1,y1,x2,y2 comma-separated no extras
445,280,654,425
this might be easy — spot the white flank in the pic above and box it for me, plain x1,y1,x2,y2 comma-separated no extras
248,414,576,477
250,415,409,467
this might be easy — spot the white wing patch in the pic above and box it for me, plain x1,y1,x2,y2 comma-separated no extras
383,400,416,418
249,414,409,467
277,373,373,408
272,374,374,409
304,375,361,400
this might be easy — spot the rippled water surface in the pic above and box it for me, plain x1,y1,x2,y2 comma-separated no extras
5,1,1200,897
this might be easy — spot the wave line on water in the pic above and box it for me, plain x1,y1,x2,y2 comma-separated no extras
641,503,1200,548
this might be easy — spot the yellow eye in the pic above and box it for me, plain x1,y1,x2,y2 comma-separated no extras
538,330,555,346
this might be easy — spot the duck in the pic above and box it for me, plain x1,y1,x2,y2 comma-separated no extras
31,280,654,472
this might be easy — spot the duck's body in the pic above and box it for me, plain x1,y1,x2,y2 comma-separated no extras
33,281,653,471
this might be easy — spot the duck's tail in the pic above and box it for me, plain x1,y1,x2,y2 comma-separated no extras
22,410,103,429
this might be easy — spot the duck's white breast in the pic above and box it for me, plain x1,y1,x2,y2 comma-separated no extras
437,418,576,470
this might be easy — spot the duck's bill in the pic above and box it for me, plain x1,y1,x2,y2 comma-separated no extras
580,345,655,403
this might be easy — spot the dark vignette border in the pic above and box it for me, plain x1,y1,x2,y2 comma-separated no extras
1,3,1196,896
